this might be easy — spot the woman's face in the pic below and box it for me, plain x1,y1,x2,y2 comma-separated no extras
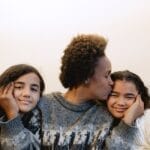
88,56,113,101
107,80,138,119
13,73,40,113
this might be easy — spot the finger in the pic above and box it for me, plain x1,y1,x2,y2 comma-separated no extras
6,83,14,96
137,95,144,107
140,100,144,111
3,84,11,94
12,82,15,98
135,94,141,104
0,87,3,95
0,86,6,95
3,83,13,95
137,95,144,114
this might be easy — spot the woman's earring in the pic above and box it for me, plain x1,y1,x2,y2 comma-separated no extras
85,79,89,84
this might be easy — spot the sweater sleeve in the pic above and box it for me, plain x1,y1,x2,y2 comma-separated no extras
0,115,40,150
134,109,150,149
104,121,138,150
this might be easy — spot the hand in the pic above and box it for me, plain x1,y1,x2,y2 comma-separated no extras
0,83,19,119
122,95,144,125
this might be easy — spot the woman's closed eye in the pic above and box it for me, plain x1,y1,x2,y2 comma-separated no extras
109,92,118,97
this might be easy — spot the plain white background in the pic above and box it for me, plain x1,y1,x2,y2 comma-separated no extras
0,0,150,93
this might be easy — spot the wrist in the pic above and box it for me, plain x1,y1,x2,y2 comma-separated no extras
122,117,135,126
6,111,19,120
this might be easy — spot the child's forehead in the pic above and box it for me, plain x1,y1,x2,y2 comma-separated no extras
15,73,40,86
113,80,138,93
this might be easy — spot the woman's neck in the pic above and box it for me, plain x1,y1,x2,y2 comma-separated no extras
64,87,92,105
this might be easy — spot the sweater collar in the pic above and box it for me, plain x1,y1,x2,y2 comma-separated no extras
52,92,96,112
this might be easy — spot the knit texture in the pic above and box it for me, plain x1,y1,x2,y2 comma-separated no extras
0,92,138,150
133,109,150,149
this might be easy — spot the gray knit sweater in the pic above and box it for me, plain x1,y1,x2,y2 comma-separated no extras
0,92,137,150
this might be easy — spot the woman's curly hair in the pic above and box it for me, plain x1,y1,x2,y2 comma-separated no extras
59,34,107,89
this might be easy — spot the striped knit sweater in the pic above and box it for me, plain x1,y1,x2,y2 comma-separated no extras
0,92,138,150
133,109,150,150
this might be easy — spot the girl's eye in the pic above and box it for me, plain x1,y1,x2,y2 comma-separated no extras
126,96,136,100
31,87,38,92
14,86,22,89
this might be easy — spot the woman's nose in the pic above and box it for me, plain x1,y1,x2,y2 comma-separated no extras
109,77,114,86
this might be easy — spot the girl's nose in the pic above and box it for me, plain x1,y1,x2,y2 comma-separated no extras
22,88,31,97
117,97,126,105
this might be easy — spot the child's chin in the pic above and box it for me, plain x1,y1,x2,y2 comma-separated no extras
114,114,124,119
19,107,31,113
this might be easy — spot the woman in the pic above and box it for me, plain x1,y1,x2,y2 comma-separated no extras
107,70,150,149
0,64,45,150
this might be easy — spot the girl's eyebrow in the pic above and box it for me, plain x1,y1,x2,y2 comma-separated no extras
31,84,40,89
111,91,119,94
125,93,137,97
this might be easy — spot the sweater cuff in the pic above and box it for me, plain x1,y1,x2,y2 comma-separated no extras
115,121,138,139
0,116,24,137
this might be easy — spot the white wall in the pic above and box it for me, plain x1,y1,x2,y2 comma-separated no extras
0,0,150,93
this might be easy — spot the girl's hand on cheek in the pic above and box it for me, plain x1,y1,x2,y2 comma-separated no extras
122,95,144,125
0,83,19,120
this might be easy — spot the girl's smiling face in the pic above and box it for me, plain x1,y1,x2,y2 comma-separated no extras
14,73,40,114
107,80,138,118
